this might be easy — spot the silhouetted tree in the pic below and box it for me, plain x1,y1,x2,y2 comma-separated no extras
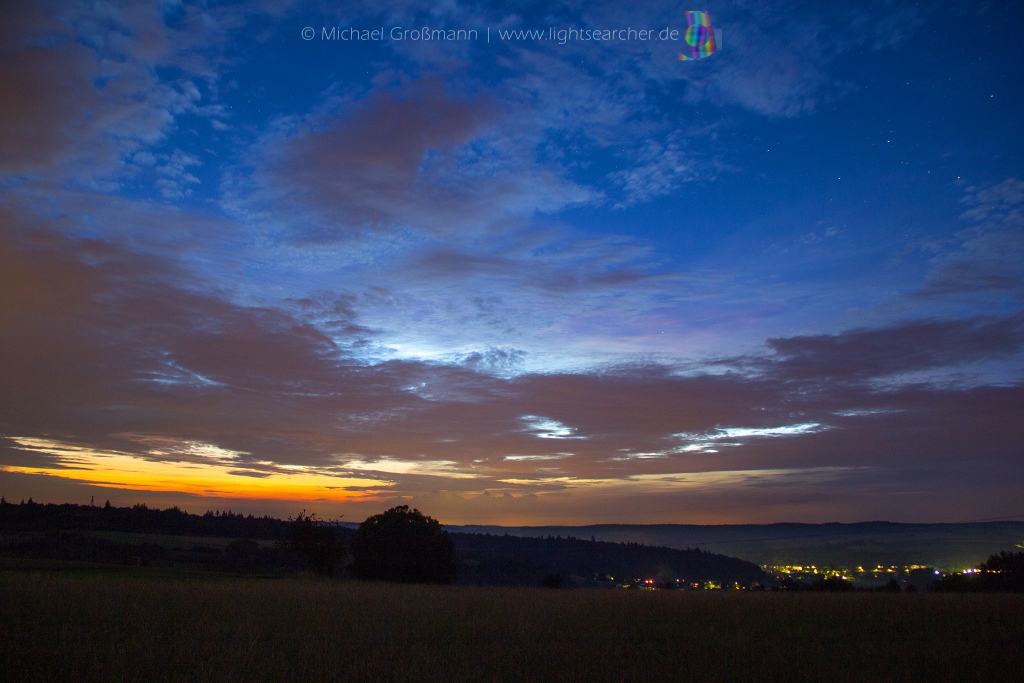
980,550,1024,574
979,550,1024,591
349,506,457,584
288,511,344,576
931,550,1024,592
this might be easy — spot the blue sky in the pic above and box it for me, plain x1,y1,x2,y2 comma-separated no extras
1,0,1022,524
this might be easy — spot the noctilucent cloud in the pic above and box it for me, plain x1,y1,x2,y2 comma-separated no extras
1,0,1022,524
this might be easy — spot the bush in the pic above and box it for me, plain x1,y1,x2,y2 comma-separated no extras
349,506,457,584
288,511,344,576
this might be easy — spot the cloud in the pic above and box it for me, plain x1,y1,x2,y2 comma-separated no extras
503,454,572,462
339,456,478,479
0,44,106,173
460,347,527,375
1,213,1021,519
0,3,200,179
521,416,586,440
761,314,1024,384
960,178,1024,227
242,78,593,240
0,211,102,323
607,133,704,207
0,0,299,181
916,179,1024,299
231,0,918,231
672,423,829,453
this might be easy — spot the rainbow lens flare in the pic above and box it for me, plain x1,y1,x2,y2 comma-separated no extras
679,11,717,61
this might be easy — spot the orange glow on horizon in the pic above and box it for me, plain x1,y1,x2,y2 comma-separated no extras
3,438,392,501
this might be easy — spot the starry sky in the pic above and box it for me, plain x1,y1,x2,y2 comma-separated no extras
1,0,1022,525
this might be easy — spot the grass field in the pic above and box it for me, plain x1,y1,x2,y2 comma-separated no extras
2,570,1022,682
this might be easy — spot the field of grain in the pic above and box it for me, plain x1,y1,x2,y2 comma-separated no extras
2,570,1021,682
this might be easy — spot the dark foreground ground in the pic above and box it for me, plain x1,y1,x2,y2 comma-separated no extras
2,569,1022,682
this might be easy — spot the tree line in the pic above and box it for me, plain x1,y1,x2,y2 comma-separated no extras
1,500,760,585
0,497,289,539
7,498,1020,590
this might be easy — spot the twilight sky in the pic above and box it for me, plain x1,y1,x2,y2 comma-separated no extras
1,0,1022,525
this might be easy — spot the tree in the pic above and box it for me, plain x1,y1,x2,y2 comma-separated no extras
349,506,457,584
288,511,344,576
931,550,1024,593
979,550,1024,592
979,550,1024,574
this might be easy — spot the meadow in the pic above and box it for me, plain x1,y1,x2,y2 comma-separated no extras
2,570,1022,682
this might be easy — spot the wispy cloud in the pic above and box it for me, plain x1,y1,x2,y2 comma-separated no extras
521,416,586,440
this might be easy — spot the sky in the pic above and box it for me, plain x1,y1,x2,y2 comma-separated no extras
1,0,1022,525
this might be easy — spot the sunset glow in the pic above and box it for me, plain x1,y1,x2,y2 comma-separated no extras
1,0,1021,524
4,438,391,501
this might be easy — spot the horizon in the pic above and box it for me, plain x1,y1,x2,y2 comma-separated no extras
6,495,1024,529
2,0,1023,527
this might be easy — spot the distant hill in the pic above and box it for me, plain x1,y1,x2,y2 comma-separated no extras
450,532,765,586
452,522,1024,570
0,500,764,585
